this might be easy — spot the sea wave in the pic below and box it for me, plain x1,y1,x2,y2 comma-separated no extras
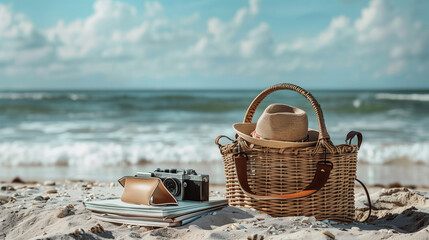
375,93,429,102
1,89,428,170
0,92,239,102
1,140,428,167
0,105,55,114
116,101,245,112
0,92,248,113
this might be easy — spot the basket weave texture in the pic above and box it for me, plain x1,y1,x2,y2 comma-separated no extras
218,83,359,222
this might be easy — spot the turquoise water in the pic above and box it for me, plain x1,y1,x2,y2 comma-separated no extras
0,89,428,184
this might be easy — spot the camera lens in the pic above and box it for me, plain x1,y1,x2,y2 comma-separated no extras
163,178,181,196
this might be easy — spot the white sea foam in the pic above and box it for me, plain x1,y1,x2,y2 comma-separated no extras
0,92,86,100
0,120,234,167
0,93,47,100
375,93,429,102
18,121,117,134
1,140,428,167
358,142,429,164
0,141,222,167
353,99,361,108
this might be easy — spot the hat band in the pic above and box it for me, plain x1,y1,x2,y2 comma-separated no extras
251,130,310,142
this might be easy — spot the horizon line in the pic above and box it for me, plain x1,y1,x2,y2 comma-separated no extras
1,87,429,91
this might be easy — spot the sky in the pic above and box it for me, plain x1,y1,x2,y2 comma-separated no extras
0,0,428,90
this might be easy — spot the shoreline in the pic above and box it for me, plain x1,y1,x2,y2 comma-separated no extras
2,178,427,191
2,162,429,187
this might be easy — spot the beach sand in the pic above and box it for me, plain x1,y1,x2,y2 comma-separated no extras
1,180,429,240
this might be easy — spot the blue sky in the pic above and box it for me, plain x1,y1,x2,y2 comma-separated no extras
0,0,428,89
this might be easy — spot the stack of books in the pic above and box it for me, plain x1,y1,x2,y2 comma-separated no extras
84,198,227,227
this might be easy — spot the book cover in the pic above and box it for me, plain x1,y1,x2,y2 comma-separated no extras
84,198,228,218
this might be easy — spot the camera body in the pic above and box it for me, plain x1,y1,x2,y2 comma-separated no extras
135,168,209,201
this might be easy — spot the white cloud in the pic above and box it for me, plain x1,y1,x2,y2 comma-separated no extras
180,12,200,26
386,60,405,75
389,46,403,59
0,5,34,38
355,0,383,32
0,0,427,86
275,15,353,55
45,0,142,60
208,0,261,43
240,23,271,57
249,0,260,15
144,1,163,18
274,0,428,77
0,4,52,76
317,16,351,46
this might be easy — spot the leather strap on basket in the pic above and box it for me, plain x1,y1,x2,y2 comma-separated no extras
355,178,372,222
233,154,333,200
346,131,370,222
346,131,363,148
215,135,235,147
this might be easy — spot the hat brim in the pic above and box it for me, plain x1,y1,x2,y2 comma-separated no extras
233,123,319,148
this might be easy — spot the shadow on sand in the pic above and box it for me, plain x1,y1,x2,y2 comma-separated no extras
177,207,254,230
368,207,429,233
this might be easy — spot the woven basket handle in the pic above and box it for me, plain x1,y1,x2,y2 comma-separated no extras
243,83,334,150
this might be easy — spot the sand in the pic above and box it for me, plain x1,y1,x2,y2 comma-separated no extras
1,180,429,240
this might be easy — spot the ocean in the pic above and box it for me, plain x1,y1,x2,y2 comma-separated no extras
1,89,428,185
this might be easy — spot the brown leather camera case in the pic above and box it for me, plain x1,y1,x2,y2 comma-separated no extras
118,177,178,206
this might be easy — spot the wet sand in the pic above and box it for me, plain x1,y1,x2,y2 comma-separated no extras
2,162,429,186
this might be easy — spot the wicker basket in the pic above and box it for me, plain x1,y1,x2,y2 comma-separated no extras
216,83,361,222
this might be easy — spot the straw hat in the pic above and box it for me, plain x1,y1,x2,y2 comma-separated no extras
233,104,318,148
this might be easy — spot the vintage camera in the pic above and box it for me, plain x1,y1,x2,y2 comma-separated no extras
135,168,209,201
